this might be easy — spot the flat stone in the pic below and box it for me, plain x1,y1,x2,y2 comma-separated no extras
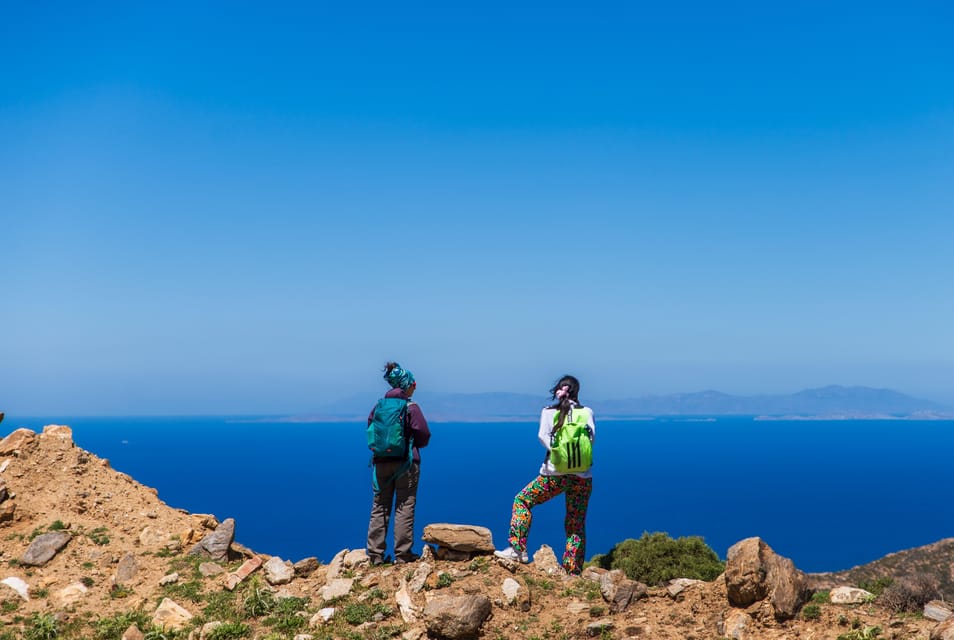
830,586,874,605
926,600,954,622
153,597,193,630
423,594,492,640
319,578,354,602
114,553,139,585
189,518,234,561
422,524,494,553
225,556,263,591
21,531,71,566
1,576,29,601
53,582,88,608
199,563,225,578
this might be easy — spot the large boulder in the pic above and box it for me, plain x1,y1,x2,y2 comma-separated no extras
724,537,810,621
423,594,492,639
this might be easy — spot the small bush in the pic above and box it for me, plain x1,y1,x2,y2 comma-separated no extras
242,580,276,618
812,590,830,603
25,613,59,640
836,626,881,640
596,532,724,585
93,612,152,640
205,622,251,640
802,603,822,620
877,575,939,613
88,527,111,546
858,576,893,597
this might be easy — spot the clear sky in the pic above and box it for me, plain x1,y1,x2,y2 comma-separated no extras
3,2,953,415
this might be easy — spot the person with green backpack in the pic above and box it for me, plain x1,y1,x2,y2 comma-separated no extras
366,362,431,565
494,374,595,575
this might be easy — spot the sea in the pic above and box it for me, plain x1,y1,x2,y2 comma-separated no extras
9,416,954,574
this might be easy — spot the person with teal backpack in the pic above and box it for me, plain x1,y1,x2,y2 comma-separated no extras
366,362,431,565
495,375,595,575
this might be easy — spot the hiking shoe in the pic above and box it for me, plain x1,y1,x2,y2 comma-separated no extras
493,546,529,563
394,553,420,565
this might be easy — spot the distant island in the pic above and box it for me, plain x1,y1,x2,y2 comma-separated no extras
288,385,953,422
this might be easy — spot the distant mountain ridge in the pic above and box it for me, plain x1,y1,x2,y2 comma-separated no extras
295,385,952,422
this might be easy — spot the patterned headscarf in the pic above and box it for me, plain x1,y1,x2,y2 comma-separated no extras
385,363,415,391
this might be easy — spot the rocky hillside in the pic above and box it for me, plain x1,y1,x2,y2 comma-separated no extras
0,424,952,640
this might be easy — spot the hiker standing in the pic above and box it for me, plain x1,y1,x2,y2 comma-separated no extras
366,362,431,565
495,374,595,575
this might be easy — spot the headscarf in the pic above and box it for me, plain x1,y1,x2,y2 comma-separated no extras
385,363,415,391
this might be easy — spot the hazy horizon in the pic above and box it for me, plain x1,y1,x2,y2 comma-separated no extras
4,3,952,415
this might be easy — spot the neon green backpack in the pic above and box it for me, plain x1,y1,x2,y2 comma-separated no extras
549,406,593,473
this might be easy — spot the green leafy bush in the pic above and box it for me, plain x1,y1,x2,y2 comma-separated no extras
595,532,724,585
802,603,821,620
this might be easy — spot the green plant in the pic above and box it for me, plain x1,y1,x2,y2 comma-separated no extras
802,604,821,620
837,614,850,626
241,580,276,618
836,626,881,640
596,532,724,585
343,602,374,625
1,598,19,613
25,613,59,640
469,556,490,573
81,576,95,588
163,579,203,603
202,591,242,623
48,520,67,531
589,605,605,617
205,622,251,640
858,577,893,597
88,527,111,546
30,587,49,599
82,561,96,569
110,584,134,599
524,575,554,592
262,595,310,633
812,590,831,603
93,612,152,640
435,572,455,588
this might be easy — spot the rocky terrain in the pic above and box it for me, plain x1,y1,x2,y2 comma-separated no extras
1,424,952,640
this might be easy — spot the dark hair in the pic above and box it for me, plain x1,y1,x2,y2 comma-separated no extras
383,362,399,376
550,374,581,432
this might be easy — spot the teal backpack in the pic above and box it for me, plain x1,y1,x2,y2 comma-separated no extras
549,406,594,473
367,397,414,491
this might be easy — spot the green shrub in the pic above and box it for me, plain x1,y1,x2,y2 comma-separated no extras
812,590,831,603
802,603,821,620
858,577,893,597
596,532,724,585
836,626,881,640
94,612,152,640
25,613,59,640
205,622,251,640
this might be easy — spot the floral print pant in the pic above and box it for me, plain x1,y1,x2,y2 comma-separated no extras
508,474,593,574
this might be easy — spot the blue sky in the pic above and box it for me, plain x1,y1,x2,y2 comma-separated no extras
3,2,953,414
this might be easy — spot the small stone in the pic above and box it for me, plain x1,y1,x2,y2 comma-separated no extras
159,573,180,586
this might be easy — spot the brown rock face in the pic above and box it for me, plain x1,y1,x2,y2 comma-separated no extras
724,537,810,621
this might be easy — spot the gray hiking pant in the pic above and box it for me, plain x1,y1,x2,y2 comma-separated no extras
367,461,419,563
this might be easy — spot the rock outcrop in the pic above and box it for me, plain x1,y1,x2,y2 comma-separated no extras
0,423,947,640
725,536,811,620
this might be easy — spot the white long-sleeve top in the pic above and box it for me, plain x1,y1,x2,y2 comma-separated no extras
537,404,596,478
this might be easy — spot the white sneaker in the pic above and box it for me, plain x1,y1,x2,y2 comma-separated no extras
494,546,529,563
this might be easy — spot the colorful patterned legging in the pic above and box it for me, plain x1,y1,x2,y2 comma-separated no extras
508,474,593,574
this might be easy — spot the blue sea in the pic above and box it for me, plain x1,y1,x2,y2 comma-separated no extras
9,416,954,573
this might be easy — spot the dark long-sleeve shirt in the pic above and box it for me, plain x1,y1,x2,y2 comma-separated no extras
368,387,431,463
